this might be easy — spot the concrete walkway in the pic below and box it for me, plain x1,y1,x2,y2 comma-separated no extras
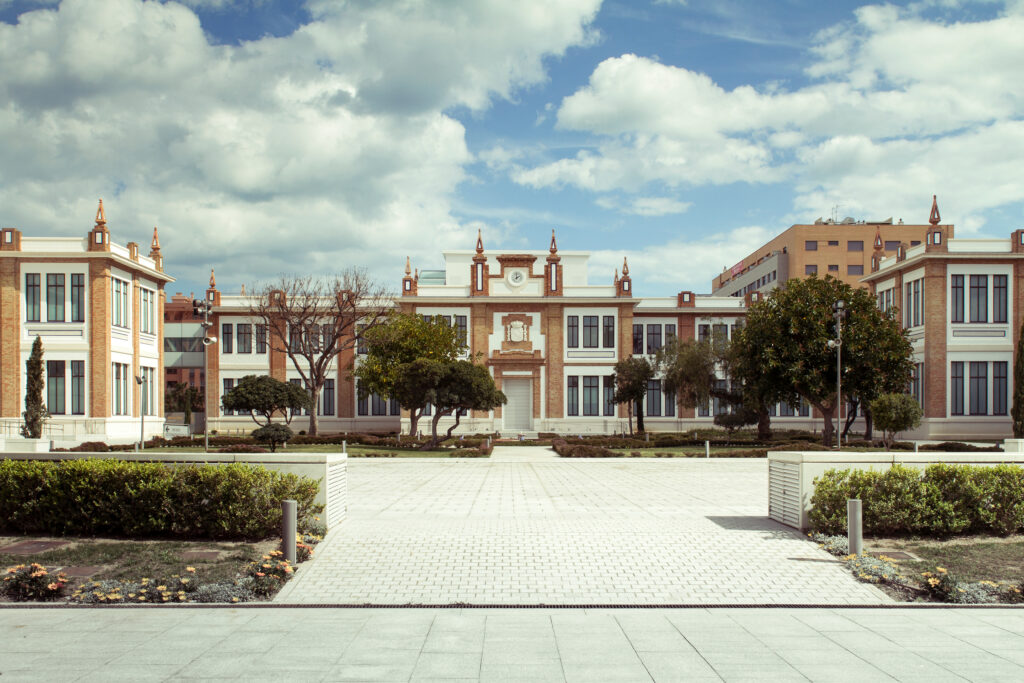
275,448,887,605
2,606,1023,681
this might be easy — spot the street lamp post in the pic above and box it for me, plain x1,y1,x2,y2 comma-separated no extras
193,294,216,453
828,300,846,450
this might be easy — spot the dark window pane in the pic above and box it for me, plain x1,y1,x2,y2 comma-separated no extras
970,275,987,323
950,275,964,323
567,316,579,348
632,324,643,354
237,324,252,353
222,324,233,353
603,376,615,416
805,240,817,251
646,324,662,354
602,316,615,347
25,273,40,322
583,316,598,348
583,376,599,416
646,379,662,417
994,362,1007,415
969,361,987,415
951,362,964,415
805,265,817,275
46,360,65,414
848,264,864,276
567,376,579,416
71,274,85,322
848,241,863,252
994,275,1007,323
71,360,84,415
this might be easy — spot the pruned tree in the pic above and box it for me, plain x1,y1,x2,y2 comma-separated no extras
166,382,201,425
252,423,294,452
353,312,467,436
612,356,655,434
248,270,390,436
870,393,923,448
221,374,310,426
21,335,46,439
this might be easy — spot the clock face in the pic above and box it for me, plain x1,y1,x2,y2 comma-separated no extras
507,269,526,286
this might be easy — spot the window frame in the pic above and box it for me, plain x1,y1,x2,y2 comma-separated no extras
582,316,599,348
567,316,579,349
25,273,40,322
46,274,65,322
567,376,579,416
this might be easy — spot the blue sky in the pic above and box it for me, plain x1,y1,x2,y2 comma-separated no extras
1,0,1022,298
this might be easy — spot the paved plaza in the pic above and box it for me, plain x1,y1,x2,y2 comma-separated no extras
2,606,1024,681
274,447,888,605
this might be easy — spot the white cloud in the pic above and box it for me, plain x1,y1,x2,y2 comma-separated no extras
0,0,601,291
596,195,691,216
514,3,1024,231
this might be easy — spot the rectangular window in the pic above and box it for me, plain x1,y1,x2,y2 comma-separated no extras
46,360,65,414
70,274,85,322
372,393,387,416
951,275,964,323
111,278,130,328
698,324,710,343
139,289,154,334
970,275,988,323
665,324,676,341
827,264,838,272
223,379,235,415
805,240,818,251
805,265,817,275
848,240,864,252
237,324,252,353
289,327,302,353
713,323,728,341
646,324,662,354
913,279,921,327
632,324,643,354
994,361,1008,416
712,379,727,416
994,275,1007,323
255,324,267,353
323,379,335,416
25,273,40,322
646,379,662,417
909,363,922,406
290,379,309,416
969,361,988,415
46,274,65,322
602,316,615,348
112,362,129,416
389,398,400,416
951,362,964,415
71,360,84,415
848,264,864,276
905,283,912,328
141,367,154,416
455,315,468,347
567,376,579,416
356,324,368,354
357,381,368,416
222,323,233,353
603,376,615,416
583,376,599,416
567,316,579,348
583,316,599,348
827,240,838,247
665,388,675,417
884,240,900,251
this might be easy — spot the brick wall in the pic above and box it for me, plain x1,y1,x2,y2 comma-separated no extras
0,259,19,417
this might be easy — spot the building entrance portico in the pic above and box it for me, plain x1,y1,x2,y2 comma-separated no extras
500,377,533,430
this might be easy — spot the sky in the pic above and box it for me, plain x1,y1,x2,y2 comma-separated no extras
1,0,1023,299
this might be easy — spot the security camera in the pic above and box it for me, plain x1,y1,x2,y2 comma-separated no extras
203,336,217,346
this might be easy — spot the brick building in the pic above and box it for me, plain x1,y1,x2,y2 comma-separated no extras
0,202,173,446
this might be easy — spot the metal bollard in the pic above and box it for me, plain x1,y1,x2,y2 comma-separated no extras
914,442,918,453
645,432,649,442
342,439,347,454
705,440,710,458
282,499,297,564
847,499,863,556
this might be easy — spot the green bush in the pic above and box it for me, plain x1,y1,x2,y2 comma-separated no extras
870,393,923,447
0,459,322,540
252,424,293,452
810,464,1024,536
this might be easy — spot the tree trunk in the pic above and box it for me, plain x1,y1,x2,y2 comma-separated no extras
408,407,421,437
864,406,874,442
426,411,445,449
636,399,645,434
307,386,320,436
817,401,835,448
627,402,634,436
757,408,772,441
842,399,858,438
445,410,463,440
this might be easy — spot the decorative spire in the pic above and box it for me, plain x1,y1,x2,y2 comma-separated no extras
209,268,216,288
405,256,412,275
873,226,882,250
414,268,419,280
240,284,246,296
929,195,941,226
150,226,161,252
622,257,629,276
614,267,619,282
94,199,106,228
550,229,558,254
475,229,484,254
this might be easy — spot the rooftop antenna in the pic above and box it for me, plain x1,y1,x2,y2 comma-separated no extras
831,204,840,223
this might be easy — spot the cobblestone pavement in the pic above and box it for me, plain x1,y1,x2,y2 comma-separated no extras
3,606,1023,681
275,448,889,605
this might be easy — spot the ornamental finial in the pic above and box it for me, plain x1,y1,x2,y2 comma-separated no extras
622,257,629,276
929,194,941,226
475,229,484,254
405,256,412,275
94,199,106,227
550,229,558,254
209,268,216,288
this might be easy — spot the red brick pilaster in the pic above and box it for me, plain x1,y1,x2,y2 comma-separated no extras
0,258,19,416
89,261,111,417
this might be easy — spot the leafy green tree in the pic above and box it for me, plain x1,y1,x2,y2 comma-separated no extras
166,382,201,425
353,312,467,436
870,393,923,448
733,276,912,447
21,336,46,439
252,423,294,452
612,356,655,434
221,375,310,426
1013,320,1024,438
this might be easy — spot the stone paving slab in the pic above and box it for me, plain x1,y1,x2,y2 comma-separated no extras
275,448,889,605
2,607,1024,681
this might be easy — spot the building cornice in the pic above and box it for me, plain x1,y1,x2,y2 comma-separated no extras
862,252,1024,283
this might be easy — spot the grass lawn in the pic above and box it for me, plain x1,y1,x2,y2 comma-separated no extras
871,535,1024,583
124,444,483,457
0,536,274,595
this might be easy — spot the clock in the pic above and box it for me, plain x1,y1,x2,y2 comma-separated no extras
506,269,527,287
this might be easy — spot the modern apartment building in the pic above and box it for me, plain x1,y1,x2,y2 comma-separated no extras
0,202,173,446
712,198,948,297
863,223,1024,440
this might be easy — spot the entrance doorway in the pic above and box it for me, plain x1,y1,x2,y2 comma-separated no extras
502,378,533,430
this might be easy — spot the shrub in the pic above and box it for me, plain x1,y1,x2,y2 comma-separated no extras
920,567,1001,604
871,393,923,447
0,460,322,540
246,550,294,597
551,439,617,457
218,444,269,453
191,580,257,604
252,424,294,452
2,563,68,601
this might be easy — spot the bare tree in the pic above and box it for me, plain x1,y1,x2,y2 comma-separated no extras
248,270,391,436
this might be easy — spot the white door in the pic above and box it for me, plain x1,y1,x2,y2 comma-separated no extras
502,379,533,430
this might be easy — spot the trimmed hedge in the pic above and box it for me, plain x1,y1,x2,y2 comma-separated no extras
810,464,1024,536
551,439,617,458
0,459,322,540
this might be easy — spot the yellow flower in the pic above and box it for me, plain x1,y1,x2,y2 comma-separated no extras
47,583,60,591
185,567,196,573
928,578,940,587
231,597,239,603
157,585,166,591
936,567,947,574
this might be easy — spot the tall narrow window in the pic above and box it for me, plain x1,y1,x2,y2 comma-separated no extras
912,280,921,327
567,376,579,416
632,324,643,354
970,275,988,323
909,364,921,406
905,283,912,328
969,361,987,415
112,362,129,416
646,325,662,354
323,379,335,416
255,324,267,353
713,379,728,416
371,392,387,416
455,315,468,347
665,324,676,342
951,362,964,416
222,378,235,415
646,379,662,417
71,274,85,322
71,360,85,415
698,324,710,343
46,360,65,414
222,324,233,353
25,273,40,322
357,381,368,416
141,367,154,416
583,376,599,416
664,388,676,417
567,316,579,348
994,361,1008,416
603,376,615,416
46,274,65,322
237,324,252,353
993,275,1007,323
356,324,368,354
602,316,615,348
290,379,309,416
140,289,154,334
389,397,400,416
950,275,964,323
582,316,598,348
